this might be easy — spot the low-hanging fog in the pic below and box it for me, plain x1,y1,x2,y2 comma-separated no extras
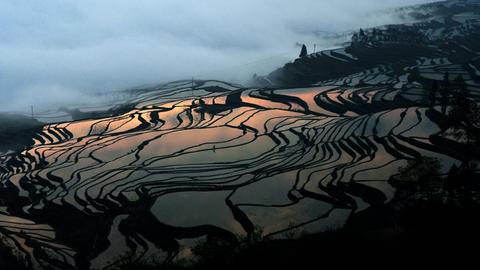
0,0,437,112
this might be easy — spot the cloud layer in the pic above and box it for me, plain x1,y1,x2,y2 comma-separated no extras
0,0,436,111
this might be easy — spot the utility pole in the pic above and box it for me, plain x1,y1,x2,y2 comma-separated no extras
31,105,34,118
191,77,194,96
314,44,316,54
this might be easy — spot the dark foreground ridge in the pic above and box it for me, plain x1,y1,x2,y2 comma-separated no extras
84,183,480,269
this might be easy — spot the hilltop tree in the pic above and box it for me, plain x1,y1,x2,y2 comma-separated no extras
452,74,467,96
396,156,442,192
299,44,308,58
428,80,439,107
440,72,451,114
447,75,480,162
359,28,365,38
441,72,451,88
352,29,366,44
352,33,359,43
449,75,469,117
372,28,380,41
408,67,420,83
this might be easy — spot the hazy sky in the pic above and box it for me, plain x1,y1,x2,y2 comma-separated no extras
0,0,437,111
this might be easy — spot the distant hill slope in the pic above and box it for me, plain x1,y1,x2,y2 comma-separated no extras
256,0,480,89
0,114,42,153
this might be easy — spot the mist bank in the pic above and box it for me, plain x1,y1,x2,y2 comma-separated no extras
0,0,438,112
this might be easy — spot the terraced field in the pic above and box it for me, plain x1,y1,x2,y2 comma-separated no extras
1,1,480,269
0,76,474,269
262,0,480,88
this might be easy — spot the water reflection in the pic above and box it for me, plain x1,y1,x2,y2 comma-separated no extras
0,81,459,269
